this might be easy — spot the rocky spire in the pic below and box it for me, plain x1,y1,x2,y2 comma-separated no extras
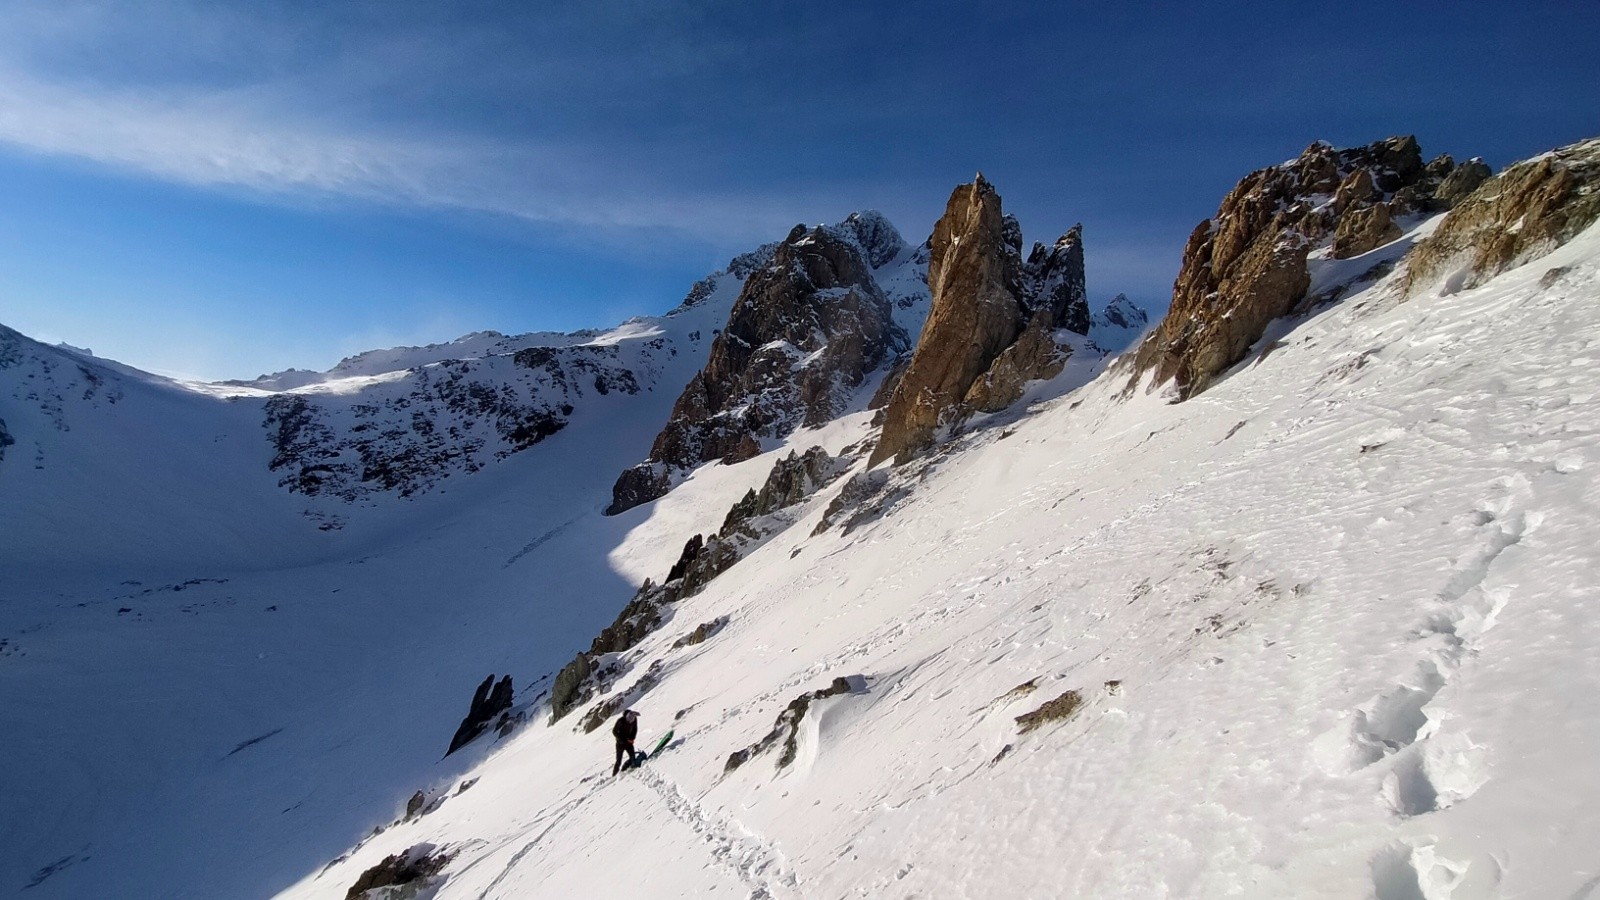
870,176,1089,466
869,175,1024,466
1022,224,1090,334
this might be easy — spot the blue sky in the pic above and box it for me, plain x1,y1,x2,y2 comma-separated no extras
0,0,1595,380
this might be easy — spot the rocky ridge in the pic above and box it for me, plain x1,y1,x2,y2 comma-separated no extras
1129,136,1474,401
607,212,917,515
263,341,664,501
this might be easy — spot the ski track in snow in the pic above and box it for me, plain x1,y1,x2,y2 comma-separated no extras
634,766,797,900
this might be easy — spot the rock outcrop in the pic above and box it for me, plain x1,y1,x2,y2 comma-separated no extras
1021,225,1090,334
344,843,454,900
1434,157,1493,208
962,312,1072,413
870,176,1090,465
1404,137,1600,297
720,446,847,537
607,215,909,515
0,416,13,462
445,674,514,756
724,676,861,773
555,446,848,723
1130,136,1463,400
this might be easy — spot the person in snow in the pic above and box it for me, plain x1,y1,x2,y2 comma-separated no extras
612,709,640,775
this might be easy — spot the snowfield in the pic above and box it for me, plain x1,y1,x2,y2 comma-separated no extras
3,214,1599,899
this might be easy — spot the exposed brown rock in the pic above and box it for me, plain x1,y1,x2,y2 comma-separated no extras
1015,689,1084,734
870,175,1024,465
1334,168,1379,213
724,676,858,773
1131,136,1447,400
962,312,1072,413
345,844,453,900
1434,157,1493,207
672,615,730,649
1405,138,1600,297
1333,202,1403,259
867,353,911,418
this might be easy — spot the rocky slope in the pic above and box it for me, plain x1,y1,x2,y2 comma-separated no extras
607,212,924,515
1128,136,1475,400
870,175,1091,465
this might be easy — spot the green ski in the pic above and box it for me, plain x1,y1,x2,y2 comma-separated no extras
649,730,674,757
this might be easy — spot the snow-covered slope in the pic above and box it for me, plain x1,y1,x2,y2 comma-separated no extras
281,215,1600,900
0,213,930,898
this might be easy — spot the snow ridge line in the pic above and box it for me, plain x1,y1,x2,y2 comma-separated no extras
635,766,798,899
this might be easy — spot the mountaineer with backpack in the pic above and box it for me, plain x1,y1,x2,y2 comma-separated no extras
611,710,640,775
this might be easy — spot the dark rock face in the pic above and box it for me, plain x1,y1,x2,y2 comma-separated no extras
605,463,673,516
579,661,663,733
0,416,13,462
446,674,514,756
720,446,846,537
871,176,1089,465
1405,137,1600,297
1021,225,1091,335
548,582,670,723
344,843,453,900
607,218,908,515
1130,136,1458,400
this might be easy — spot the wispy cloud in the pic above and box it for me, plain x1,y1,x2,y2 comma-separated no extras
0,0,836,248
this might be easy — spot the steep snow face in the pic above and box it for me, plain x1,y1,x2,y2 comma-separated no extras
285,217,1600,900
